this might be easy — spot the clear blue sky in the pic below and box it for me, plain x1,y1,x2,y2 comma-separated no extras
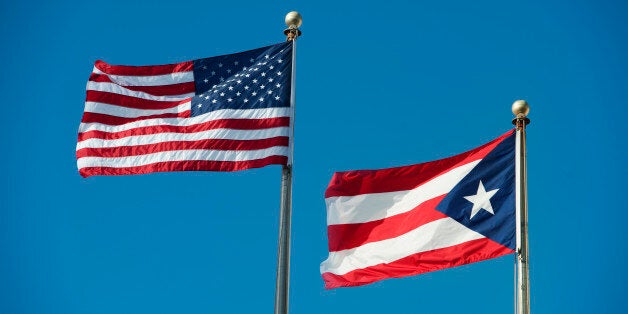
2,1,626,313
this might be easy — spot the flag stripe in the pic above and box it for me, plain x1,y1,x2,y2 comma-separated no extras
81,111,191,125
77,146,289,169
76,137,289,158
76,127,289,150
321,215,486,275
321,237,513,289
92,66,194,86
327,195,448,252
89,73,196,96
78,117,290,141
325,160,480,225
85,91,191,110
79,155,288,177
84,101,190,118
87,81,195,101
325,130,513,197
94,60,194,76
78,107,290,133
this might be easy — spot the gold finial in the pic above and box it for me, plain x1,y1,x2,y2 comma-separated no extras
511,100,531,126
284,11,302,40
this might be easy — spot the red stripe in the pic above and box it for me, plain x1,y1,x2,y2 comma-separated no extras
78,117,290,141
89,73,196,96
322,237,514,289
325,130,514,198
79,155,288,178
327,195,447,252
86,90,190,110
81,111,190,126
76,137,289,158
94,60,194,76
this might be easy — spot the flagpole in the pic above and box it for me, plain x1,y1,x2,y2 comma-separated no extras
275,11,301,314
512,100,531,314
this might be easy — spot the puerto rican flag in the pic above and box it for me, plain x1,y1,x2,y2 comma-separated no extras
320,130,516,289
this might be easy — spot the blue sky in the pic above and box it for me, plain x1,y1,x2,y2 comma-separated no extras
1,1,626,313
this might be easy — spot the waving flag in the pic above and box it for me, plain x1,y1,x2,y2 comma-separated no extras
77,41,293,177
320,130,516,289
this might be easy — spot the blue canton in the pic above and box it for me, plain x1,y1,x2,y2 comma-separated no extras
191,41,292,116
436,133,517,250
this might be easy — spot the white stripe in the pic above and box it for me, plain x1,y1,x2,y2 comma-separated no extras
76,127,289,150
84,101,190,118
325,160,481,225
77,146,289,169
78,107,290,133
93,67,194,86
87,81,194,100
320,217,484,275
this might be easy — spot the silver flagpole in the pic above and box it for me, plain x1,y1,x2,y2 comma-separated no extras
275,11,301,314
512,100,531,314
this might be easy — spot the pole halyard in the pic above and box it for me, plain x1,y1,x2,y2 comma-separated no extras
275,11,301,314
512,100,530,314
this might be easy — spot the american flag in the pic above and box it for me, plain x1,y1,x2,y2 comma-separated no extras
77,41,293,177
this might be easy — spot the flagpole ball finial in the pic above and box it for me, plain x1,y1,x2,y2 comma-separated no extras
285,11,302,28
284,11,302,40
512,100,530,118
512,100,530,126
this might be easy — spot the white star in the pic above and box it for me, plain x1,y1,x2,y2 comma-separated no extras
261,72,266,77
267,90,273,94
244,98,249,103
211,71,216,75
278,59,283,63
253,79,258,83
259,97,264,102
277,71,282,76
228,86,234,90
212,99,217,104
236,92,241,96
249,58,255,63
252,92,257,96
218,63,223,67
197,104,202,108
269,65,274,70
275,96,280,100
464,181,499,219
220,92,225,97
260,84,265,89
234,61,239,65
204,95,210,100
203,78,209,83
226,69,232,73
227,98,232,102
